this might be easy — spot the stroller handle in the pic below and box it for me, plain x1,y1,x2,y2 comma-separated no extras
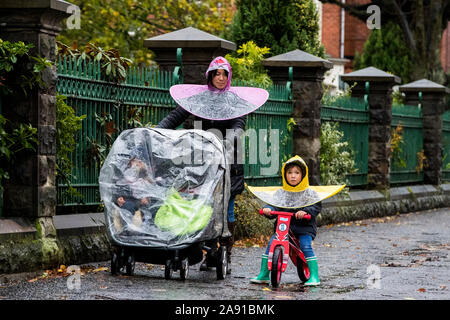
259,209,311,220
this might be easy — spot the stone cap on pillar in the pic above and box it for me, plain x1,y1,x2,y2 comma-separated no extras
341,66,401,84
262,49,333,69
0,0,74,11
144,26,236,51
399,79,450,93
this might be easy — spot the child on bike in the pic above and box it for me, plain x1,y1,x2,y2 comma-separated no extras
249,155,322,286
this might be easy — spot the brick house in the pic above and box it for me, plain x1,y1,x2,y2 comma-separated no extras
315,0,450,92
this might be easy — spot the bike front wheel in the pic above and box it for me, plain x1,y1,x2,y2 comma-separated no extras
271,246,283,288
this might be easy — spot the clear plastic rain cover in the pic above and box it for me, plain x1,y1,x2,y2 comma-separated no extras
99,128,230,249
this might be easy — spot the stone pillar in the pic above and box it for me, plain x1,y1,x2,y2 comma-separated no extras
399,79,450,185
144,27,236,85
0,1,73,219
263,49,332,185
341,67,401,190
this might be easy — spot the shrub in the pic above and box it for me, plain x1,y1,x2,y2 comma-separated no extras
56,95,86,199
234,189,274,240
0,39,47,192
225,41,272,88
320,122,357,187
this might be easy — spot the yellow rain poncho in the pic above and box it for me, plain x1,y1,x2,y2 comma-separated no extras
248,155,345,209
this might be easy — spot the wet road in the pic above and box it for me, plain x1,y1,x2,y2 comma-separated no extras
1,207,449,301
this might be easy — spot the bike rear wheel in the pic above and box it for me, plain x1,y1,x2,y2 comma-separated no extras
271,246,283,288
296,257,310,283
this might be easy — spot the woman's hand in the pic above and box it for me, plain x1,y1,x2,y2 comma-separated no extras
295,210,307,220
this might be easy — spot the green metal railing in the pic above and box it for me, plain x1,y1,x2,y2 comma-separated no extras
442,110,450,181
56,56,293,209
390,103,424,184
56,56,179,208
321,88,370,186
231,77,293,186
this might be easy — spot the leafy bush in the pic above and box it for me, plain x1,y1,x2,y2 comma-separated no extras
234,189,274,240
57,41,132,83
0,39,48,192
0,39,52,95
0,115,37,192
56,95,86,187
353,21,413,84
230,0,298,56
320,122,357,187
390,123,406,169
293,0,326,58
225,41,272,88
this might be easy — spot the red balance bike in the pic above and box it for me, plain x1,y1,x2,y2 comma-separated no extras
259,209,311,288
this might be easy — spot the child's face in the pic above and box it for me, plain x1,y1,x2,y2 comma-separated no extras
117,196,126,207
286,165,302,186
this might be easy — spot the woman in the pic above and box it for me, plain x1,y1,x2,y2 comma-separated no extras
156,56,268,273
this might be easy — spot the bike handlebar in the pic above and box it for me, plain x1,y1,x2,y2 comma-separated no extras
259,209,311,220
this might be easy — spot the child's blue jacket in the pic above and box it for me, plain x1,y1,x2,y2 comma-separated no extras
264,202,322,240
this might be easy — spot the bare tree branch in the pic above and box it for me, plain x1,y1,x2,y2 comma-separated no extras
388,0,416,51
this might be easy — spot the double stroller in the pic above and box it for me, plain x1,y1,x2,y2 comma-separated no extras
99,127,231,280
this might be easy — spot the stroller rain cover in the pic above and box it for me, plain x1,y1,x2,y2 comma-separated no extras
99,127,230,249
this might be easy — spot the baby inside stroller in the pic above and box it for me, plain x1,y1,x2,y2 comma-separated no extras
99,127,231,280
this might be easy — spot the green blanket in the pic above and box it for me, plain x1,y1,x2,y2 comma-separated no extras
154,190,213,236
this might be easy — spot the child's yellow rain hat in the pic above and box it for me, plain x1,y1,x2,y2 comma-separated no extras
247,155,345,209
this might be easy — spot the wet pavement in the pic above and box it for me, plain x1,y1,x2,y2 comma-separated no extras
0,207,449,301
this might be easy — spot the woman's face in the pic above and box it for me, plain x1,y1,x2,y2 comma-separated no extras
211,69,228,90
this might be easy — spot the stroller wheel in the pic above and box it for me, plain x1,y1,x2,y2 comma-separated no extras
165,260,173,280
216,246,227,280
180,258,189,280
111,253,119,275
271,246,283,288
125,254,135,276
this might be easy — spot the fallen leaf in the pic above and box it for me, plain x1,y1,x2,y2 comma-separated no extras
99,285,108,289
275,296,292,299
28,278,38,283
417,288,426,292
263,287,271,291
93,267,108,273
392,244,398,247
57,265,67,273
